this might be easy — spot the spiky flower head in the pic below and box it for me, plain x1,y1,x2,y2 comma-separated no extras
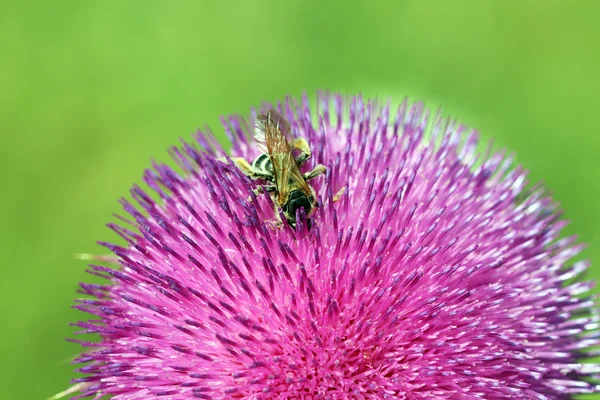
68,92,600,399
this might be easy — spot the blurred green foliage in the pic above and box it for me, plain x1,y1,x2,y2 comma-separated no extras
2,1,600,398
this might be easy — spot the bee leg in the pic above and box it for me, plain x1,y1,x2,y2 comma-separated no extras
303,164,327,181
267,219,284,229
333,186,346,202
253,171,275,181
292,137,311,155
248,185,276,201
292,137,312,167
252,185,277,196
265,211,284,229
230,157,256,177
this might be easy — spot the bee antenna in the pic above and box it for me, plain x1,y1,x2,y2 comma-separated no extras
295,207,310,235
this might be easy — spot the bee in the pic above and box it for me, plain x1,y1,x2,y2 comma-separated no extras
230,108,326,229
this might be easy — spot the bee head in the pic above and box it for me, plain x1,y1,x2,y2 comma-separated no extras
283,190,314,229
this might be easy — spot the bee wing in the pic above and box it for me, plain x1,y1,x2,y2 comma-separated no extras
287,158,313,196
254,108,292,153
260,109,312,205
253,114,269,153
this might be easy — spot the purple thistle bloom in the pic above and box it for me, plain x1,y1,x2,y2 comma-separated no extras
68,92,600,399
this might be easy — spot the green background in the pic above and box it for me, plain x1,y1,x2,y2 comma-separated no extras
2,1,600,398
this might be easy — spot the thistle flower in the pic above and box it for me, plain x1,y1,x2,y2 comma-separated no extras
67,92,600,399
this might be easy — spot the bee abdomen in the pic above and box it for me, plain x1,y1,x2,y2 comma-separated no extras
252,153,273,174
